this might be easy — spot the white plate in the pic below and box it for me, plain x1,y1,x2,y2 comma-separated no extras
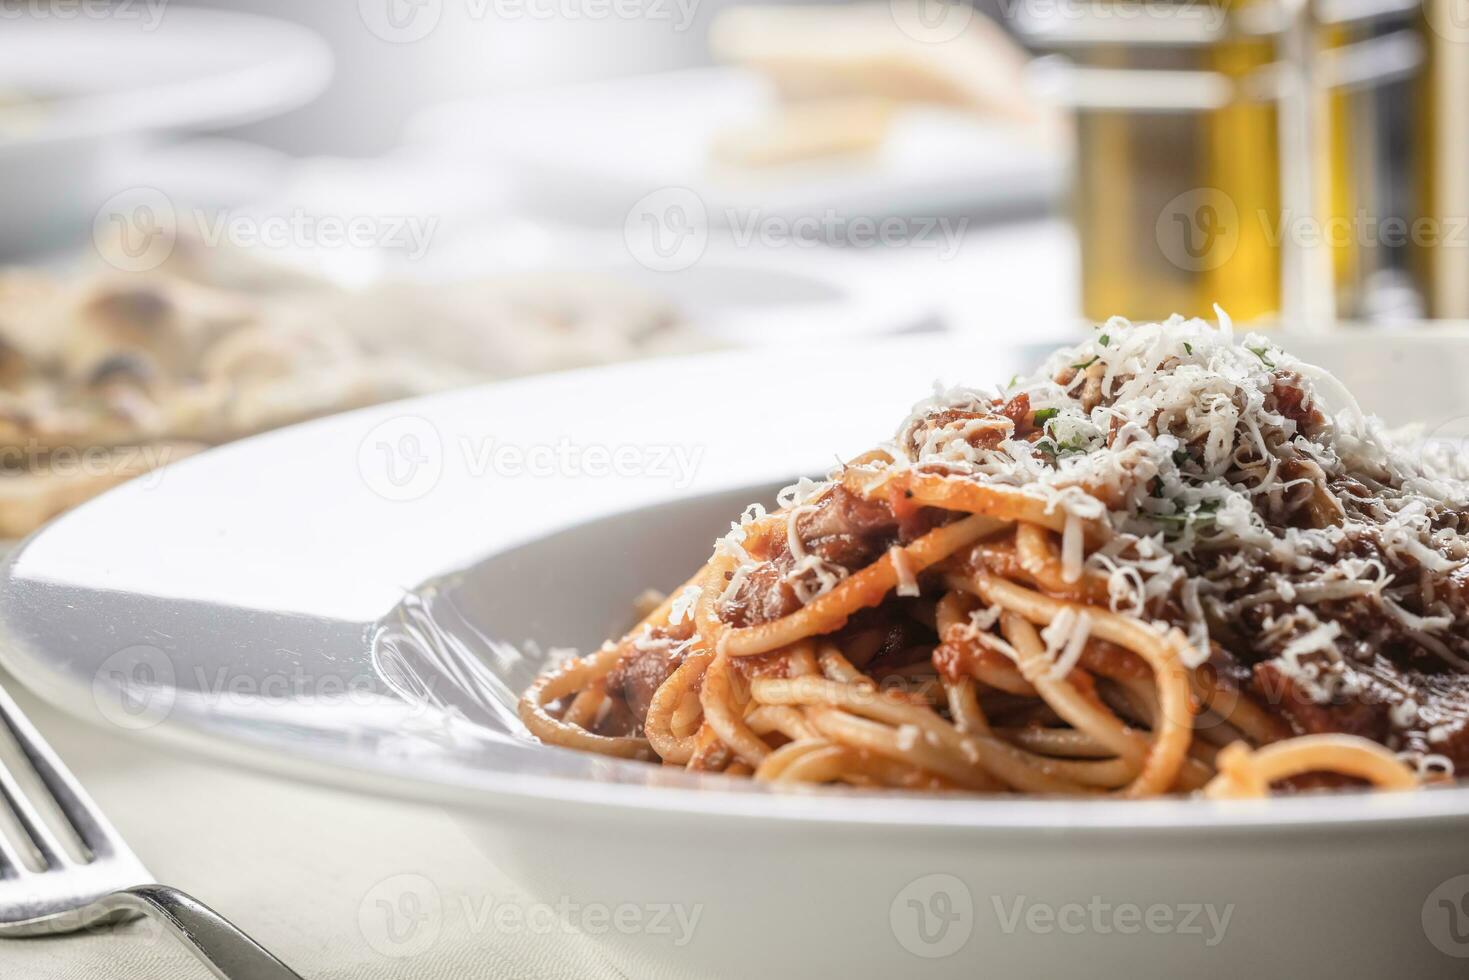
372,218,942,344
4,332,1469,978
410,67,1065,224
0,8,331,257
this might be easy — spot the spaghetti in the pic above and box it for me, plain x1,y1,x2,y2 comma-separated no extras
519,315,1469,797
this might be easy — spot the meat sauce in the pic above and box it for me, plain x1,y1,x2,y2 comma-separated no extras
720,484,950,629
598,619,695,735
599,361,1469,777
1200,499,1469,767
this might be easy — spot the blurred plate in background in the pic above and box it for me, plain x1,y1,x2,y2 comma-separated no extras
416,218,942,345
410,67,1066,225
0,7,331,259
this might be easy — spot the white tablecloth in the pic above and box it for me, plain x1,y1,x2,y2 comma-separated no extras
0,678,684,980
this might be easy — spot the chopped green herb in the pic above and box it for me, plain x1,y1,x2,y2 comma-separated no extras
1033,408,1059,426
1246,345,1275,369
1098,334,1110,346
1183,342,1194,355
1007,374,1018,389
1172,448,1190,466
1035,429,1096,461
1072,355,1099,370
1153,499,1222,537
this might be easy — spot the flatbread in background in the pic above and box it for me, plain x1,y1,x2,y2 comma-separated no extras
708,2,1066,167
710,98,897,168
710,3,1046,125
0,233,704,537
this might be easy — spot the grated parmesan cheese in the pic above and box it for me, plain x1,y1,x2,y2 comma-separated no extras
702,314,1469,747
668,584,702,625
1037,608,1093,681
890,546,920,597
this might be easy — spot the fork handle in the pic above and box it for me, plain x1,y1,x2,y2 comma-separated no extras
94,885,304,980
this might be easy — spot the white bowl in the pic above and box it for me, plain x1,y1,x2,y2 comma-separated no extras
4,332,1469,978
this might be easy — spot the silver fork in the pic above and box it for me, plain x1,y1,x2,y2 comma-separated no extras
0,683,304,979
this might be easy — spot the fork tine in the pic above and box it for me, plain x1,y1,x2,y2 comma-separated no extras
0,758,72,869
0,691,304,980
0,684,130,864
0,808,35,878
